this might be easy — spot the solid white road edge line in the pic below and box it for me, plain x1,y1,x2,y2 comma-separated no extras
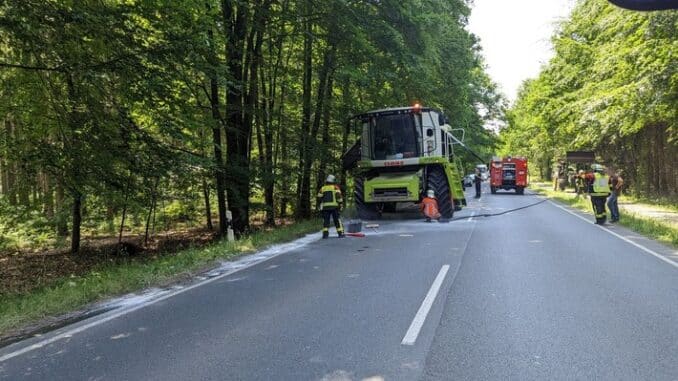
547,200,678,269
0,235,318,363
401,265,450,346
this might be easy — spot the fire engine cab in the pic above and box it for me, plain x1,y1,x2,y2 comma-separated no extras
490,156,528,195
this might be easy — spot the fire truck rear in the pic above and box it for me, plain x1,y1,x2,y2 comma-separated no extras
490,156,528,195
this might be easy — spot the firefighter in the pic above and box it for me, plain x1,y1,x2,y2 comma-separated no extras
420,189,441,222
474,168,482,198
317,174,345,239
575,169,586,195
607,168,623,222
585,164,611,224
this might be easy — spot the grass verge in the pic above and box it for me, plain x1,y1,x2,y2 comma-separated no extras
530,184,677,248
0,219,320,337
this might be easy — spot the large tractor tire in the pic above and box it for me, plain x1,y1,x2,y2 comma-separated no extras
427,167,454,219
516,186,525,195
491,186,497,194
354,177,380,220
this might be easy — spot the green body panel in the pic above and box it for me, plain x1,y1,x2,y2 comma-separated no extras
418,157,448,165
445,161,466,206
364,172,420,202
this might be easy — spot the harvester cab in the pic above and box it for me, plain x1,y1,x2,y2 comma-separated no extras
342,105,467,219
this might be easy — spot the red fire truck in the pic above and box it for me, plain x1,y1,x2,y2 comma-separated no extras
490,156,528,195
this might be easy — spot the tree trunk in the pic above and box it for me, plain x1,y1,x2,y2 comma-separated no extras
295,0,314,218
118,197,128,244
144,177,160,246
203,177,213,230
55,180,68,236
71,192,82,254
299,43,336,218
0,156,7,197
206,12,229,237
223,0,251,234
316,71,335,193
4,119,17,205
42,172,54,218
275,64,292,219
339,79,352,194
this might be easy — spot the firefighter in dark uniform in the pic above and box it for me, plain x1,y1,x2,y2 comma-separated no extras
317,174,345,239
575,169,586,195
585,164,610,224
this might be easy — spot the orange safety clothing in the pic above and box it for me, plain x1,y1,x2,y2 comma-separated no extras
420,197,441,219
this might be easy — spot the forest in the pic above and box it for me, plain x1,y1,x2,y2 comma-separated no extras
0,0,502,255
500,0,677,199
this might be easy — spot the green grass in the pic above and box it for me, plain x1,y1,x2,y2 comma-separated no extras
0,220,320,336
530,183,678,248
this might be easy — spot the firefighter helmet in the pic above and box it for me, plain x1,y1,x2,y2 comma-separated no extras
326,174,336,183
591,164,605,173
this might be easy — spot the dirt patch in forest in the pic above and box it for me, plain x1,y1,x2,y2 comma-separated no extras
0,228,219,295
0,218,296,295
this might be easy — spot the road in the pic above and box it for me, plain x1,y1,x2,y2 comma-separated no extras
1,185,677,380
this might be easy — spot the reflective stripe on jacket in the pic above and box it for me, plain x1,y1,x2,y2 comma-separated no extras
591,173,610,196
317,184,342,210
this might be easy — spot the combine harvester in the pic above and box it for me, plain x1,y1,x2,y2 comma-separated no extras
342,105,476,220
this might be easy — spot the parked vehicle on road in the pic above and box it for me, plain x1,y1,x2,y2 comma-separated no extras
490,156,528,194
342,105,467,219
463,174,475,188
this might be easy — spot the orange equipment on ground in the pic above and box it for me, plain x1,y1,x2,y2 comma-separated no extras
490,156,528,195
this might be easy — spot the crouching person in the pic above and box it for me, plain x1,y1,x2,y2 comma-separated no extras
420,190,442,222
317,174,345,239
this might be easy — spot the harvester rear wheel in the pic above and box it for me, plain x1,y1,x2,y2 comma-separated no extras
427,167,454,219
354,177,380,220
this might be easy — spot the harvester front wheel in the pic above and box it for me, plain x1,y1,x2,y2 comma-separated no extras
427,167,454,219
354,177,380,220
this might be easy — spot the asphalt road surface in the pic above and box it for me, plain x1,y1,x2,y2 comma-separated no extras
1,185,677,380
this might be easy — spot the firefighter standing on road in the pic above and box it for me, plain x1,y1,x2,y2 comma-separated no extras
474,168,482,198
607,168,623,222
317,174,345,239
585,164,611,224
420,189,441,222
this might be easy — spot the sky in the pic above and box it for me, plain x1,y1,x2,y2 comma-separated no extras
467,0,576,104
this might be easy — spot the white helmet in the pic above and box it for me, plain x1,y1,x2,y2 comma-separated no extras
591,164,605,173
326,174,336,183
427,189,435,198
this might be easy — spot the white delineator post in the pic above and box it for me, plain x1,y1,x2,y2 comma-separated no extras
226,210,235,241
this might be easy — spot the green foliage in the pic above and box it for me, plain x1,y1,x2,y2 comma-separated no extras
0,0,501,250
501,2,677,196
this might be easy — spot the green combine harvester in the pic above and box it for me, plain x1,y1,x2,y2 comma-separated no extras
342,105,469,219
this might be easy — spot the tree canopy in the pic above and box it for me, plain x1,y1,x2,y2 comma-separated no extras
501,0,676,197
0,0,501,253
